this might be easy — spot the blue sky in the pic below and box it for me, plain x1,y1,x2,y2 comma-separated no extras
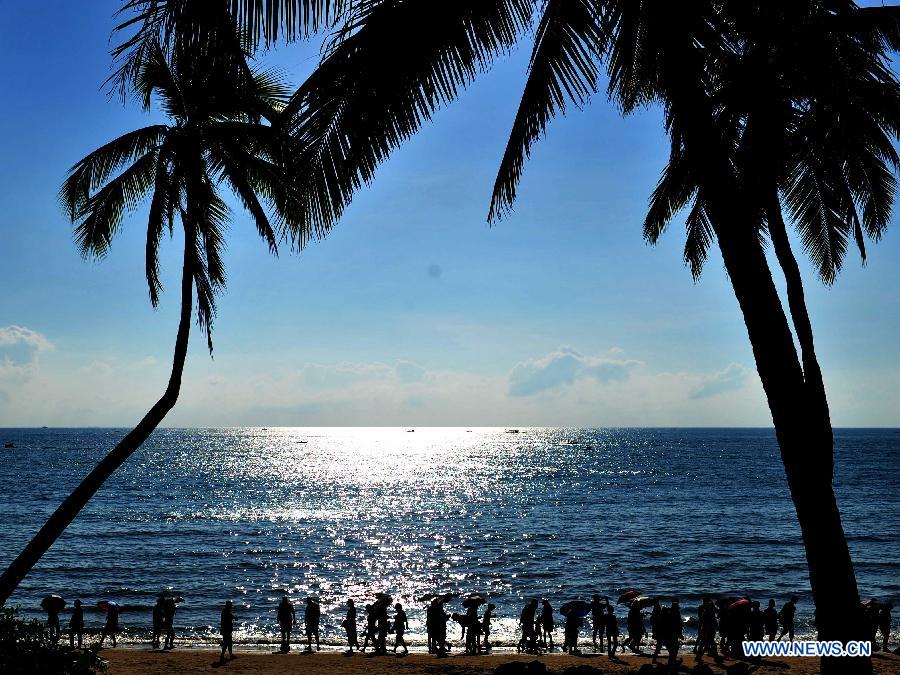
1,1,898,426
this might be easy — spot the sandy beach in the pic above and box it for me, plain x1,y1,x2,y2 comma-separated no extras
101,648,900,674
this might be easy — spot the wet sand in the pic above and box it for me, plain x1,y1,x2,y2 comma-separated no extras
103,648,900,674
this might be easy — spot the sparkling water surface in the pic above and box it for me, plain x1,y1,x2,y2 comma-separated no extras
0,427,897,647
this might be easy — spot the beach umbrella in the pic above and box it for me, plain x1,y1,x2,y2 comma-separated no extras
729,599,751,611
97,600,119,612
40,594,66,612
560,600,592,617
462,595,487,609
617,590,640,605
630,596,656,609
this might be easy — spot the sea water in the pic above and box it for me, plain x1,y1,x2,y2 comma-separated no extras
0,427,897,648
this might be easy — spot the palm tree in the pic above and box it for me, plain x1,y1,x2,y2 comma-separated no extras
0,36,301,605
635,6,898,666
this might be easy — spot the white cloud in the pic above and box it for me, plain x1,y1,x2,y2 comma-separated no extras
0,325,53,352
689,363,751,399
0,339,777,428
508,346,640,397
0,325,53,382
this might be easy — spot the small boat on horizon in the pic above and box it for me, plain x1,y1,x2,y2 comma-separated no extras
505,429,520,434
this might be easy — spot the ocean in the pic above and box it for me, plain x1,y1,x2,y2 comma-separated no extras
0,427,897,648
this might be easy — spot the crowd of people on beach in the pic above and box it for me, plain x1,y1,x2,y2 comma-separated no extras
39,588,894,665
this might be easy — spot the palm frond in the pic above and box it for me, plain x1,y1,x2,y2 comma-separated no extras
72,150,160,258
60,126,167,219
683,193,714,281
643,140,697,244
281,0,533,247
489,0,603,222
783,150,851,285
146,140,177,306
832,4,900,53
228,0,347,45
211,144,281,254
108,0,346,100
188,173,230,353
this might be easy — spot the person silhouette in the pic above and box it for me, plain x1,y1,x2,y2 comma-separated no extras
463,603,481,654
624,602,645,653
650,600,661,647
304,597,321,652
434,599,450,657
605,604,619,657
342,599,360,653
695,597,719,662
716,598,731,653
45,600,61,643
151,596,164,649
519,599,538,653
540,599,555,651
393,603,408,654
163,596,177,649
671,599,683,642
591,594,607,650
277,595,296,652
727,599,750,655
361,604,376,652
878,603,893,653
375,602,390,655
764,599,778,641
482,603,496,651
68,599,84,649
99,603,119,648
749,601,765,641
219,600,235,665
651,603,679,668
563,607,583,655
777,596,798,641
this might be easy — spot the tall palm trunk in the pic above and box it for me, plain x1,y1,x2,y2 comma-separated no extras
711,197,868,673
0,229,196,608
663,45,869,671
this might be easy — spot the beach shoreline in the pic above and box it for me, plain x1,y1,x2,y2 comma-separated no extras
100,647,900,674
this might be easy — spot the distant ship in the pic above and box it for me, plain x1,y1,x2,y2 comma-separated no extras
505,429,520,434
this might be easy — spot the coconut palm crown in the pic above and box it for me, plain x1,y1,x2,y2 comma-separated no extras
61,37,298,350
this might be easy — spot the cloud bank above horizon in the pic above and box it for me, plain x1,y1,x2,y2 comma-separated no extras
0,323,806,427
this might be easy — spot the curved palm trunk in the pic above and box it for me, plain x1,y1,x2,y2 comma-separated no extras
663,54,869,671
710,200,868,674
0,234,195,607
766,193,832,432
